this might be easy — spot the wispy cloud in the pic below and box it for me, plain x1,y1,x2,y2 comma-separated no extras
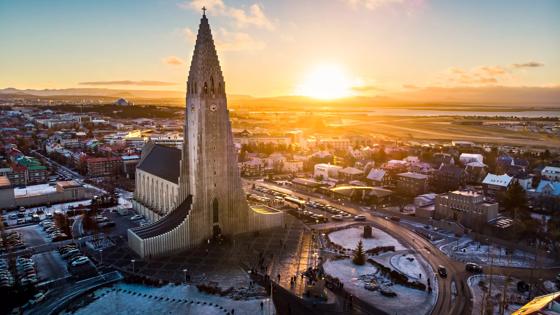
511,61,544,69
79,80,176,86
440,62,543,87
162,55,185,66
179,0,274,30
183,27,265,51
343,0,425,13
351,85,382,92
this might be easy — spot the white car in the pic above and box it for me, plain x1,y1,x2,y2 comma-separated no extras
130,215,143,221
331,215,343,221
354,215,366,221
71,256,90,267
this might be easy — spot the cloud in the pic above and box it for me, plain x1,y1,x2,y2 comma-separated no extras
351,85,382,92
79,80,176,86
183,27,265,51
440,61,545,87
441,65,510,86
162,56,185,66
511,61,544,68
179,0,274,30
344,0,404,10
402,84,420,89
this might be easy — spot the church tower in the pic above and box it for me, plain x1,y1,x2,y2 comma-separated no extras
179,10,250,243
127,11,283,258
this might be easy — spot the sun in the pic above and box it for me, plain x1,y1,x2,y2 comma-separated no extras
296,64,354,100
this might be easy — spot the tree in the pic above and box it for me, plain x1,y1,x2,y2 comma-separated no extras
502,182,528,220
352,240,366,265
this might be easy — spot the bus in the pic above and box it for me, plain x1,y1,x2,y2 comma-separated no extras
283,196,306,210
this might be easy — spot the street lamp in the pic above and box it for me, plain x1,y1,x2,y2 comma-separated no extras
99,249,103,265
131,259,136,273
312,252,319,268
183,268,188,283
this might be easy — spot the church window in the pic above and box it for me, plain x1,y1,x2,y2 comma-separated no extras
211,77,214,94
204,82,208,94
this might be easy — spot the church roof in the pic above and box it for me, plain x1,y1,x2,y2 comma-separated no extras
137,144,181,184
187,12,224,95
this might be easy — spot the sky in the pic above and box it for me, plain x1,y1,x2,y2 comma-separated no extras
0,0,559,98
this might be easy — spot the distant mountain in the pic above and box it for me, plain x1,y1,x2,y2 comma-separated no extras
1,85,559,108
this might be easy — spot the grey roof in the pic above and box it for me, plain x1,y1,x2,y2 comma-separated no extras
137,144,181,184
131,195,192,239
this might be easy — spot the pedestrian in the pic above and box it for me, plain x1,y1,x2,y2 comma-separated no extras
260,301,263,310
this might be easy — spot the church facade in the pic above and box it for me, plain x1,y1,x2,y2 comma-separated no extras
128,12,283,259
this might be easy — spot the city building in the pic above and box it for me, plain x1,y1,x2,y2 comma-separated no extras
434,190,499,230
314,163,342,180
459,153,484,165
482,173,513,197
0,177,93,209
128,13,283,259
396,172,428,196
86,156,122,177
542,166,560,181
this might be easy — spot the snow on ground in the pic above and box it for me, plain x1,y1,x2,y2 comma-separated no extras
65,282,275,315
544,280,559,293
444,239,545,268
14,183,57,197
467,275,527,315
328,227,405,251
390,253,426,281
324,259,436,315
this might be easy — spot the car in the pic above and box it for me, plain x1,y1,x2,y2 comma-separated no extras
390,216,401,222
354,215,366,221
437,265,447,278
61,249,80,258
130,215,143,221
332,215,343,221
465,262,483,273
16,218,25,224
71,257,90,267
9,214,17,220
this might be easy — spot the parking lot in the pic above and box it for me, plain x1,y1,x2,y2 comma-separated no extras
251,184,360,224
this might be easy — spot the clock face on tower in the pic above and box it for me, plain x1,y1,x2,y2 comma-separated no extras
210,104,217,112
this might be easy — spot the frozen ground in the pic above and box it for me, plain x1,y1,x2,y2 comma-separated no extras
468,275,527,315
64,282,275,315
328,227,405,251
440,237,553,268
390,253,426,281
323,259,436,315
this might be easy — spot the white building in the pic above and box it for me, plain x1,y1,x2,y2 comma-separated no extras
314,163,342,180
459,153,484,165
542,166,560,182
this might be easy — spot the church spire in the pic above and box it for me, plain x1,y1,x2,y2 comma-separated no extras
187,10,224,96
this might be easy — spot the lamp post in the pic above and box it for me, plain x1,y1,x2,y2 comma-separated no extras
312,252,319,268
99,249,103,265
131,259,136,273
183,268,188,284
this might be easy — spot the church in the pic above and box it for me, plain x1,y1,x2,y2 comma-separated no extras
128,11,284,259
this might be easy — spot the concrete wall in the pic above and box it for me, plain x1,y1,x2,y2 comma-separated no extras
0,186,93,209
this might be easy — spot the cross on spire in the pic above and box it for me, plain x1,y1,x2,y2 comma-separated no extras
202,6,206,16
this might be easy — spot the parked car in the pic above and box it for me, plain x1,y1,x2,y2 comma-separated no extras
354,215,366,221
71,257,90,267
130,215,143,221
437,265,447,278
465,262,483,273
332,215,343,221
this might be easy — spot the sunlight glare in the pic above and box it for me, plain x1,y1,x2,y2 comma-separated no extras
296,64,353,99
